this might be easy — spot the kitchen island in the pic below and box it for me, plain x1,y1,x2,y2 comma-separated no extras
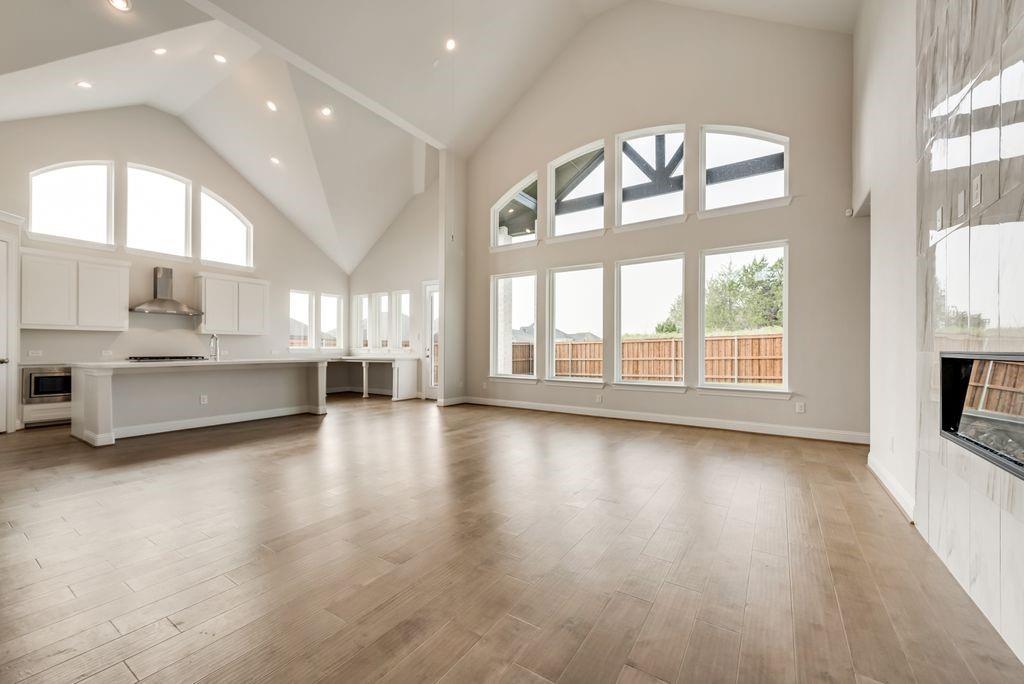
71,358,332,446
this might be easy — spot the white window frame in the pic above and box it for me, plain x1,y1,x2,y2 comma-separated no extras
371,291,391,350
27,160,116,250
319,292,344,351
614,253,686,388
698,125,791,219
200,186,254,270
125,163,193,261
546,140,607,243
490,172,539,252
392,290,412,351
697,240,790,395
546,263,605,385
288,289,316,351
613,124,687,233
353,294,370,349
489,271,538,380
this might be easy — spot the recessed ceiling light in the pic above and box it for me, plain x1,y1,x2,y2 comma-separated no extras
270,156,280,165
213,54,227,64
108,0,132,11
508,208,515,214
266,100,278,112
76,81,94,89
445,38,457,52
153,48,168,56
320,106,333,117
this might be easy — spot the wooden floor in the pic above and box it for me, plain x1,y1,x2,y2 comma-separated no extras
0,396,1021,684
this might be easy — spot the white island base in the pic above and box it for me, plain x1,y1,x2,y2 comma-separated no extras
71,359,328,447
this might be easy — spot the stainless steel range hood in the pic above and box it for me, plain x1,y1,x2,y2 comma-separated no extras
131,267,203,317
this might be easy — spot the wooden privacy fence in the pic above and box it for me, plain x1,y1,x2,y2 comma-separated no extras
966,359,1024,416
511,333,782,384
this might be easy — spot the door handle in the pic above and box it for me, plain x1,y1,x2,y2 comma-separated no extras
0,359,8,364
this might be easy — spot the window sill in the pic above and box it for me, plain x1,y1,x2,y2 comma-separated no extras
23,230,116,251
544,228,606,244
126,247,193,263
612,381,688,393
200,259,255,273
544,377,605,387
490,239,538,253
612,213,687,234
489,375,538,384
696,385,792,400
697,195,793,220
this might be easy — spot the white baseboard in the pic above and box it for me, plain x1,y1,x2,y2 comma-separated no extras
113,405,319,440
438,396,468,407
867,451,915,520
461,396,869,444
74,429,115,447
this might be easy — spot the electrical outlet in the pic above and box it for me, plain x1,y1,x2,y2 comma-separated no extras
28,350,42,357
595,394,603,404
200,394,208,405
101,350,113,357
795,401,806,414
482,381,487,390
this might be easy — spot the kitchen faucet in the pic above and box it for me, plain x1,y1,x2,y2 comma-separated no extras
209,333,220,361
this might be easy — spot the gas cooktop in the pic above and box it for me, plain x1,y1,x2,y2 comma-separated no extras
127,356,209,362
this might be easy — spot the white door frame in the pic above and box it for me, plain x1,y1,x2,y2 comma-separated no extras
422,280,439,400
0,210,23,433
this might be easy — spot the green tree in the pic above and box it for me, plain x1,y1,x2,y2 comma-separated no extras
660,255,784,334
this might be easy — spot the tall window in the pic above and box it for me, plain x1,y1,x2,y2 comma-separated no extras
550,142,605,237
201,189,252,267
29,162,113,245
355,295,369,348
619,128,685,226
701,244,787,388
320,294,342,349
394,291,411,348
127,165,190,256
616,256,684,384
374,293,390,348
550,266,604,380
491,273,536,378
492,175,538,248
701,127,788,212
289,290,314,349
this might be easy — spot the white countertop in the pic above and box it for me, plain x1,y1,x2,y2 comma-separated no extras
338,355,420,362
70,356,340,370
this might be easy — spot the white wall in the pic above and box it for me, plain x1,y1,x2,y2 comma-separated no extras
0,105,347,363
852,0,918,515
463,0,870,440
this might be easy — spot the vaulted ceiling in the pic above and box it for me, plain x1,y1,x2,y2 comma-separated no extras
0,0,860,272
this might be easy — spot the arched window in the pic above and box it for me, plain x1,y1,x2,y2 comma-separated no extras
200,188,252,267
617,126,685,227
491,174,538,248
549,141,605,237
700,126,789,213
29,162,113,245
127,164,191,257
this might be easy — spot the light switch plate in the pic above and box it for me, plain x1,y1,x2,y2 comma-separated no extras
27,350,42,357
935,206,943,230
971,175,982,207
957,189,966,219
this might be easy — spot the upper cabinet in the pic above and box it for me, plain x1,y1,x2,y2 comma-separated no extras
21,249,128,330
195,273,268,335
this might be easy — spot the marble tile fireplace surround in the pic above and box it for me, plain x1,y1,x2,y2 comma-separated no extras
917,0,1024,662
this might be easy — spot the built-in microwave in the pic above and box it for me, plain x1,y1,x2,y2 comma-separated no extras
22,366,71,404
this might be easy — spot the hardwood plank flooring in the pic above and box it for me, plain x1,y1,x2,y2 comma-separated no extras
0,395,1021,682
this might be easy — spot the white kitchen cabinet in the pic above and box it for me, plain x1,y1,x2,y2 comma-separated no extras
21,249,129,331
78,261,129,329
237,281,267,334
196,273,268,335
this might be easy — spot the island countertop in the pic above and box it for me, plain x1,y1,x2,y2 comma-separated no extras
70,356,340,370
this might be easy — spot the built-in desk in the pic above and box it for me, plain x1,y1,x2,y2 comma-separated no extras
336,356,419,400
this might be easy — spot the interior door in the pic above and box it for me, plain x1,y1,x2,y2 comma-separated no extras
0,241,8,432
422,281,439,400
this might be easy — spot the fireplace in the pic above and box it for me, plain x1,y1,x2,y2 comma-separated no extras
941,352,1024,480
